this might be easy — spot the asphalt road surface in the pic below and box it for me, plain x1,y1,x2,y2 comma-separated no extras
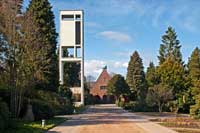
48,104,177,133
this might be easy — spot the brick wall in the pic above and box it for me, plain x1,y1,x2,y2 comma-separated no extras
90,68,111,99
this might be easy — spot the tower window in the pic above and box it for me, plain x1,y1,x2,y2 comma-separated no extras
75,21,81,44
62,15,74,20
75,15,81,20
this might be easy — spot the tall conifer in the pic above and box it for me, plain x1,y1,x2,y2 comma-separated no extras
27,0,58,91
188,47,200,117
146,62,159,87
126,51,146,102
158,26,182,64
188,47,200,83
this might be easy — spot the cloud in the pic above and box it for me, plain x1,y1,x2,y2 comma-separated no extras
85,59,128,79
85,60,106,77
113,62,128,68
98,31,132,42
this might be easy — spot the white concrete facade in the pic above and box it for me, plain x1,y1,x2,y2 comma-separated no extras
59,10,84,105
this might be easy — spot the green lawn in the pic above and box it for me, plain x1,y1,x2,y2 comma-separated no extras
1,117,66,133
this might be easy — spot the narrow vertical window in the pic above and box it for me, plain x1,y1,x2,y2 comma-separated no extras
75,21,81,44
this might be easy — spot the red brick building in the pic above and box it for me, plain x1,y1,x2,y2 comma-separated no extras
90,66,113,102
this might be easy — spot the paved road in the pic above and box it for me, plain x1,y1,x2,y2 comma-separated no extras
48,104,177,133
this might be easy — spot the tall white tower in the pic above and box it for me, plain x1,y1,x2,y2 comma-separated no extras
59,10,84,105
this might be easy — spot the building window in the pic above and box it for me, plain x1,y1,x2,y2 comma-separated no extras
62,15,74,20
100,86,106,90
75,21,81,45
75,15,81,20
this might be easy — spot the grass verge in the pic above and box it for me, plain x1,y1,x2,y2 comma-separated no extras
151,117,200,133
1,117,66,133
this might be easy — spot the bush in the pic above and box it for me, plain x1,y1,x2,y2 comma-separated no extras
0,99,10,130
116,99,125,107
31,91,74,120
35,90,61,105
31,99,54,121
54,104,74,115
25,89,75,120
85,94,95,105
123,101,138,111
93,95,101,104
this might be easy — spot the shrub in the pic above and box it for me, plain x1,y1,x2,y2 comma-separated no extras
93,95,101,104
123,101,138,111
31,99,54,121
54,104,74,115
35,90,61,106
0,99,10,130
116,99,125,107
85,94,95,105
75,105,85,114
25,88,75,120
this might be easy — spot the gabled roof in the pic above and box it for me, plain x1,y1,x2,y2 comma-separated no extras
95,67,111,83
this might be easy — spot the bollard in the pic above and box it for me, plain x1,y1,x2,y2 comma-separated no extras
42,119,45,127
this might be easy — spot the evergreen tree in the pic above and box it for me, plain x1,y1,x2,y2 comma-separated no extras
158,26,182,64
188,47,200,83
27,0,58,91
158,56,185,95
126,51,146,102
157,56,187,113
146,62,160,87
188,47,200,117
190,77,200,117
107,74,130,101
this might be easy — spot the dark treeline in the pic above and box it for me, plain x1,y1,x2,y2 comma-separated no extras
107,26,200,118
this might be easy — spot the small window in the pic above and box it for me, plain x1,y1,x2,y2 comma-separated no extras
62,15,74,20
75,21,81,44
75,15,81,20
100,86,106,90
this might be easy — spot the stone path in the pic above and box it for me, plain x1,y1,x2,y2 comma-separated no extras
47,104,177,133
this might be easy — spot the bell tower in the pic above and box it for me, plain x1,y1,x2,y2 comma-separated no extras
59,10,84,105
